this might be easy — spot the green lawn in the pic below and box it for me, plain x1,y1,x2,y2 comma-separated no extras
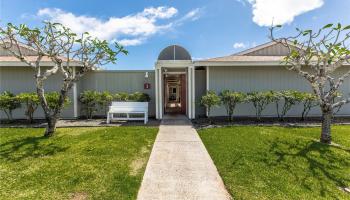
198,125,350,200
0,127,158,200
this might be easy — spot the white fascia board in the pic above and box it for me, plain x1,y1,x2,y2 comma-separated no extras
92,69,154,73
194,61,350,67
0,61,83,67
193,61,285,67
156,60,193,68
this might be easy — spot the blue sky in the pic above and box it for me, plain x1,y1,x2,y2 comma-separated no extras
1,0,349,69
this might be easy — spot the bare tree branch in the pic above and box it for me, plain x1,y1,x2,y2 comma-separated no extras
270,23,350,143
0,22,127,136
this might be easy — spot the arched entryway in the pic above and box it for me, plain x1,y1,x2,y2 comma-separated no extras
155,45,195,119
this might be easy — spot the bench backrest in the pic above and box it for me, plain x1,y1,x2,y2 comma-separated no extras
110,102,148,112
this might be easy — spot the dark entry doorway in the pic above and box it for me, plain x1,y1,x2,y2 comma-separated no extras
164,74,186,114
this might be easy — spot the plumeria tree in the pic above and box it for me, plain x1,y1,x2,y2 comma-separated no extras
270,23,350,144
0,22,127,136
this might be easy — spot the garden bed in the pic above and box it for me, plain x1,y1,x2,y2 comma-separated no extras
192,116,350,129
0,117,160,128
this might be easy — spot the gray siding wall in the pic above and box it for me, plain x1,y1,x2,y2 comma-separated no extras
79,70,156,117
0,67,156,119
1,65,349,119
195,69,206,117
209,66,350,117
245,43,290,56
0,67,74,119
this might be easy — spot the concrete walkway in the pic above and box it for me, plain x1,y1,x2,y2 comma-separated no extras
137,115,231,200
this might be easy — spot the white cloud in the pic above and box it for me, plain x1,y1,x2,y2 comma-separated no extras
170,8,203,27
182,8,202,21
142,7,178,19
241,0,324,26
37,6,200,46
233,41,258,49
192,57,208,61
233,42,247,49
118,38,144,46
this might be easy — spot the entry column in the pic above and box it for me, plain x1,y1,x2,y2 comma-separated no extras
155,67,163,119
187,66,195,119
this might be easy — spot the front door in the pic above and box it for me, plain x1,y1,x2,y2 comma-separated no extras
164,74,186,114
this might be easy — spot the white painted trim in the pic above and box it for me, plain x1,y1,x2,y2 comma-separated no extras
163,71,187,75
156,60,193,68
155,68,159,119
0,61,82,67
72,67,78,118
187,67,192,119
159,68,163,119
194,61,286,66
206,66,209,90
191,66,195,119
156,60,192,64
206,66,209,117
155,68,163,119
192,61,350,67
91,70,154,73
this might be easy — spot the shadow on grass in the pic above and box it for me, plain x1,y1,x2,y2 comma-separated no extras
0,136,69,162
267,138,350,198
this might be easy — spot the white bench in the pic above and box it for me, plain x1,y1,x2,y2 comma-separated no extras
107,102,148,124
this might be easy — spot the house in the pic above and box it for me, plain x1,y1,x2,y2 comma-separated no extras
1,42,350,120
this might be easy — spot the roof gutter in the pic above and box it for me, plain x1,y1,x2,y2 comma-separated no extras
193,61,286,66
193,61,350,67
0,61,83,67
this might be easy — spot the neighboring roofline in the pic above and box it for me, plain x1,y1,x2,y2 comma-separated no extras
1,39,38,52
233,40,305,56
233,41,276,56
1,39,81,63
0,60,83,67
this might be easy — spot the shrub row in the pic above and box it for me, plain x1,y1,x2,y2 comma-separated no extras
0,91,70,122
79,91,150,119
200,90,341,121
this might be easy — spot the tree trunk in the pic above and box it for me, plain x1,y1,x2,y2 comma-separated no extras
228,111,233,122
301,107,306,121
320,108,333,144
8,110,13,121
276,102,280,119
3,110,11,121
45,116,57,137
